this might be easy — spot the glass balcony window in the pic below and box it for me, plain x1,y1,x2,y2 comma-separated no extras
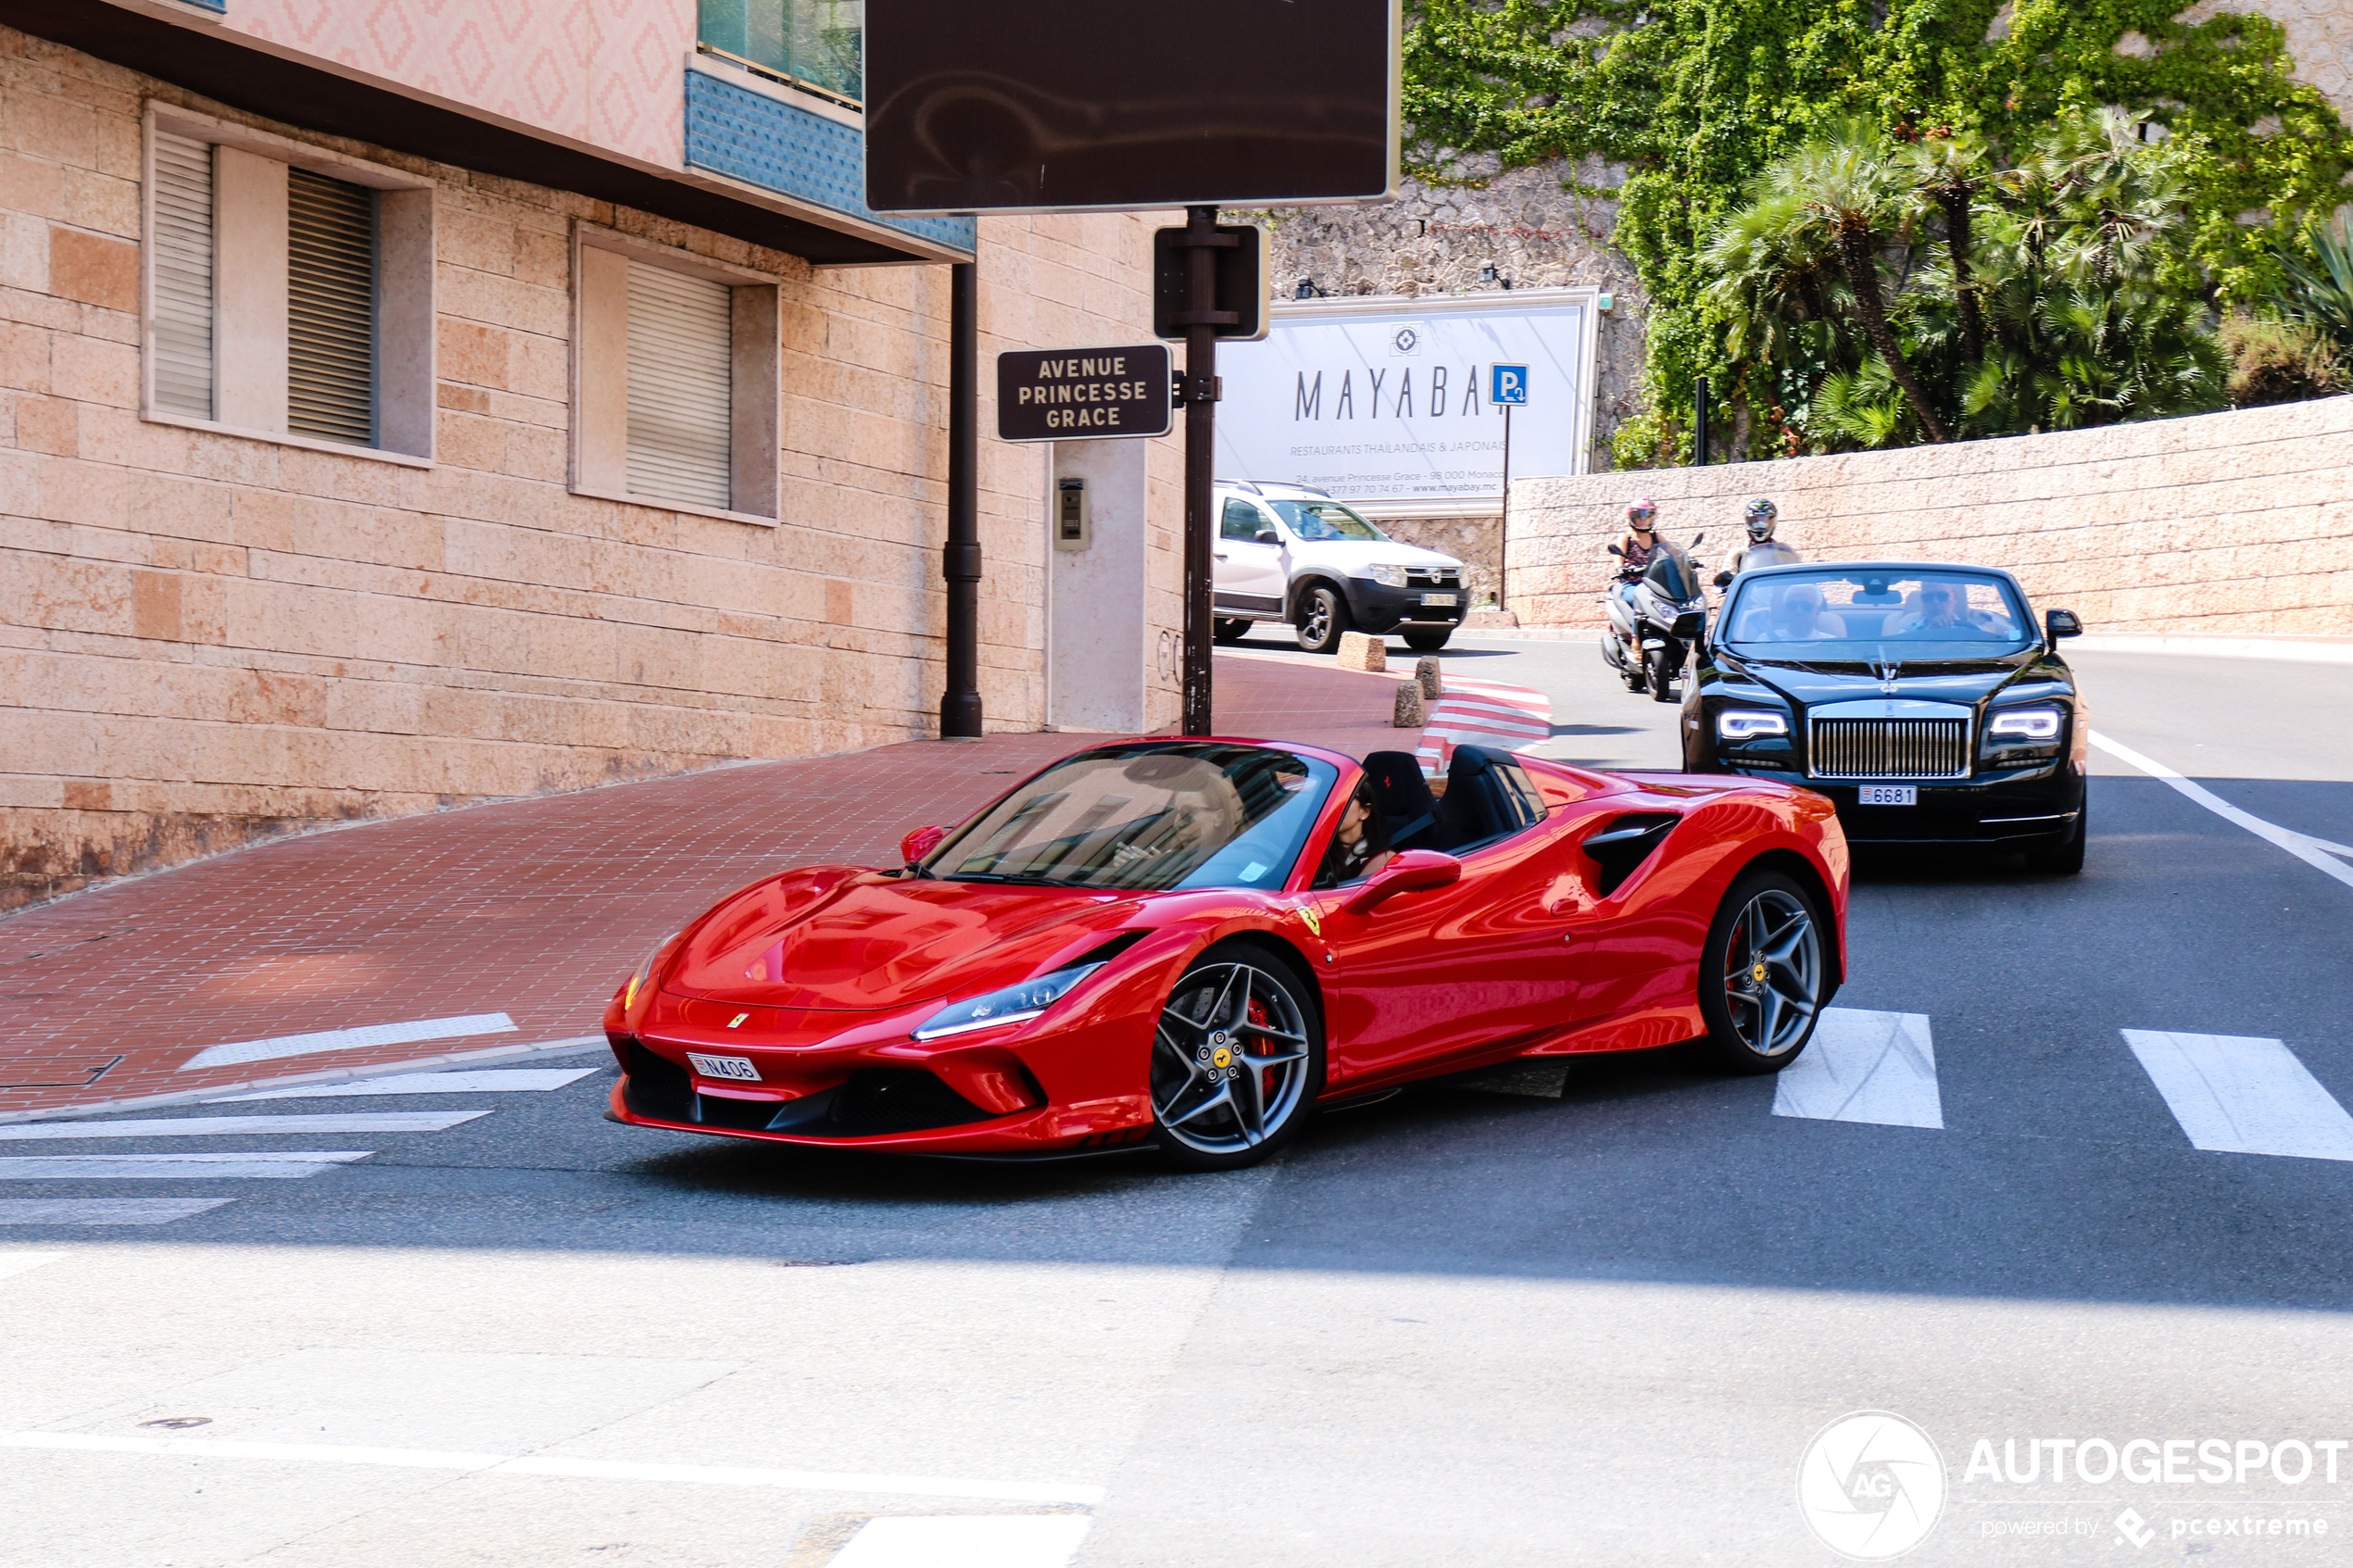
698,0,863,108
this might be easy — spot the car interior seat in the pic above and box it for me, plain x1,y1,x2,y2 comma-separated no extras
1439,746,1520,849
1362,751,1448,852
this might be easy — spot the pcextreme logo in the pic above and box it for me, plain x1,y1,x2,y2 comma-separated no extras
1797,1411,1948,1561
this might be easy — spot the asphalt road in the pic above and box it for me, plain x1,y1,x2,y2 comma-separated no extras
4,637,2351,1567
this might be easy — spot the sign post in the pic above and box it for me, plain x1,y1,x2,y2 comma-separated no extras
1490,363,1529,618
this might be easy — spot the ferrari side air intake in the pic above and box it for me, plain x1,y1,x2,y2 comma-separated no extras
1581,814,1680,897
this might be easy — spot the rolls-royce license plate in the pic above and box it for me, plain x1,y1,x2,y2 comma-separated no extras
1421,593,1458,607
686,1052,761,1081
1857,785,1917,807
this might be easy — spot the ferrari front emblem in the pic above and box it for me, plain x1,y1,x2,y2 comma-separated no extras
1212,1047,1234,1069
728,1012,749,1029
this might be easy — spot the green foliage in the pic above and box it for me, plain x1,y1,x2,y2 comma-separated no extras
2218,311,2346,405
2264,217,2353,354
1402,0,2353,465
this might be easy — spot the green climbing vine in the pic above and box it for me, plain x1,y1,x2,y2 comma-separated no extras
1403,0,2353,465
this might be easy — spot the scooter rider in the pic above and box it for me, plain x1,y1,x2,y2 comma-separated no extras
1618,498,1665,576
1714,498,1801,586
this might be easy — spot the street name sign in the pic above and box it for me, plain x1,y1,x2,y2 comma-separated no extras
997,345,1173,442
863,0,1402,214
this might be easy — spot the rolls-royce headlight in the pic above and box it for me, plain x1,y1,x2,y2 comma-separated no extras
913,963,1104,1041
1988,708,2064,741
1717,709,1790,741
1365,564,1410,588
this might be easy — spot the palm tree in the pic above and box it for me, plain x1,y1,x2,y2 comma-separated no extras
1776,123,1951,443
1900,131,1994,365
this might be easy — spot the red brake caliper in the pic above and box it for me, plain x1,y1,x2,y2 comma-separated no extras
1247,997,1271,1094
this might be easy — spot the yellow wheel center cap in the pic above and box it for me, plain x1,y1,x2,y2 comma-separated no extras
1212,1047,1234,1069
1751,961,1768,985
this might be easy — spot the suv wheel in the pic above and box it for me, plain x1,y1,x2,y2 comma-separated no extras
1295,585,1352,655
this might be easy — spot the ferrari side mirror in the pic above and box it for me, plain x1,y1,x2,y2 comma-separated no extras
1343,849,1463,914
2045,608,2082,640
900,825,949,866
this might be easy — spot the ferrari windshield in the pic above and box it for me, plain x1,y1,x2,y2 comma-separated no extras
1265,499,1388,541
1721,569,2034,658
924,744,1339,892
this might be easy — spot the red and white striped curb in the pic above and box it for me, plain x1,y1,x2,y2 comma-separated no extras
1415,677,1553,774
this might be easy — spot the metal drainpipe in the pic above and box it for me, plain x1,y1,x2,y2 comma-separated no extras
939,260,983,740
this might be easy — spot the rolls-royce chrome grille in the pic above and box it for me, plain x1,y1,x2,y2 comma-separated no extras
1808,717,1969,780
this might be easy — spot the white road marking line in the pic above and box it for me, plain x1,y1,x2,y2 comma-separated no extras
0,1431,1106,1504
0,1112,487,1141
217,1068,598,1101
0,1249,63,1279
0,1152,373,1180
830,1515,1093,1568
2090,733,2353,893
2123,1030,2353,1161
180,1013,518,1072
1773,1009,1944,1129
0,1198,236,1225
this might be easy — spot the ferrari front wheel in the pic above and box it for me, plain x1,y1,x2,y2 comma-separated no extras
1150,943,1323,1172
1695,869,1826,1074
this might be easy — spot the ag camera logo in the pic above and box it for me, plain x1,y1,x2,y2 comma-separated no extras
1798,1411,1947,1560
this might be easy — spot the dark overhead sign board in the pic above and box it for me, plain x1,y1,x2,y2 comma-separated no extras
997,345,1173,442
864,0,1402,215
1152,224,1271,343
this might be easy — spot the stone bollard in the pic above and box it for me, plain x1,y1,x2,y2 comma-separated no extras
1390,680,1425,728
1336,631,1386,671
1415,657,1442,701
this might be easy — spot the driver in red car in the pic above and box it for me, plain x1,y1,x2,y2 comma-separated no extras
1323,785,1393,884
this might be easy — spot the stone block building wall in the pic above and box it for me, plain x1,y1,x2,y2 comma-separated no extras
0,26,1179,911
1506,397,2353,634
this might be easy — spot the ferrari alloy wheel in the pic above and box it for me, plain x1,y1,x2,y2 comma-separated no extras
1151,945,1323,1171
1695,870,1827,1073
1296,586,1351,655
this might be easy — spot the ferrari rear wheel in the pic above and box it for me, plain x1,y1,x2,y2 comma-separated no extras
1695,870,1826,1074
1151,943,1323,1172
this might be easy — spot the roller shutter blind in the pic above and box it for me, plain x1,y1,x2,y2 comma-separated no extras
286,167,377,445
151,131,214,420
626,260,734,509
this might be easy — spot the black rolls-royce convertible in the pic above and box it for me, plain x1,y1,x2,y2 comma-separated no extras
1682,562,2087,872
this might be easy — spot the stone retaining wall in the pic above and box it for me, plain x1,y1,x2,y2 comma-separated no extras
1505,397,2353,634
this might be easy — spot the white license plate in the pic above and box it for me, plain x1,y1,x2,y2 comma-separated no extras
1857,785,1918,807
1421,593,1458,607
686,1052,761,1082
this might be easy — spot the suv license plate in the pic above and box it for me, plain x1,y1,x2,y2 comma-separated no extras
1421,593,1458,607
687,1052,761,1081
1857,785,1917,807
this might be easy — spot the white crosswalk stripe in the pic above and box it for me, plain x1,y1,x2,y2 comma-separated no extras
216,1069,598,1101
0,1198,235,1226
0,1152,374,1181
0,1111,488,1141
2124,1030,2353,1161
1773,1009,1943,1129
179,1012,517,1072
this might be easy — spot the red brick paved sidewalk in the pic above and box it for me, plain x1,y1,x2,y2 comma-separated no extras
0,653,1416,1118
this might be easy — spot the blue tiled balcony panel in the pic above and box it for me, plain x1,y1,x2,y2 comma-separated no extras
685,70,975,257
176,0,228,11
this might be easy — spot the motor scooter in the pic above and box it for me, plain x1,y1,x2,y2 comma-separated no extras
1598,533,1710,703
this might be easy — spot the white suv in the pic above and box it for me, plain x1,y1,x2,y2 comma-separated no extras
1210,481,1466,654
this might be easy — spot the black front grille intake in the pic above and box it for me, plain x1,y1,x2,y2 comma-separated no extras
1808,717,1969,780
827,1070,995,1134
619,1040,693,1122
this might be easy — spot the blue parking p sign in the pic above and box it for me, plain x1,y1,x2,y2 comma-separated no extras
1490,363,1529,406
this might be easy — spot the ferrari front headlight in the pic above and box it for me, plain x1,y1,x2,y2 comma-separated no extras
912,963,1103,1041
622,931,681,1012
1365,564,1409,589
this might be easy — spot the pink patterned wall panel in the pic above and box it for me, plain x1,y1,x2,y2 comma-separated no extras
229,0,689,169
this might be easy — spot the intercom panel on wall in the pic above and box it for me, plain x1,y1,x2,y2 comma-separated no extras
1054,477,1089,550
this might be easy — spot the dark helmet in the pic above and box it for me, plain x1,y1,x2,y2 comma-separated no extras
1743,496,1779,543
1627,496,1658,532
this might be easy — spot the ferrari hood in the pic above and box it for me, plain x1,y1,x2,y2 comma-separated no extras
663,870,1135,1012
1724,649,2041,709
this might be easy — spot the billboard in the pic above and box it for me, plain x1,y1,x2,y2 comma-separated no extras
1212,290,1602,510
863,0,1400,215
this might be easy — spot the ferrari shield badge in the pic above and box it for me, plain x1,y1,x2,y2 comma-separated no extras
1297,904,1323,938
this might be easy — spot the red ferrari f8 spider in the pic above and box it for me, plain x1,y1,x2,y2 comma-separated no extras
604,739,1848,1170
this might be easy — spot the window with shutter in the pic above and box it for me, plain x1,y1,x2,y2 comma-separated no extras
625,260,735,510
151,131,215,420
286,167,377,445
